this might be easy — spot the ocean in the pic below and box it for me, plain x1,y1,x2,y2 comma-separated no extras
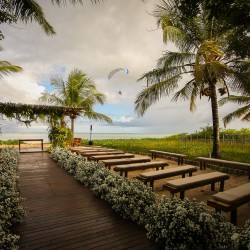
0,132,169,143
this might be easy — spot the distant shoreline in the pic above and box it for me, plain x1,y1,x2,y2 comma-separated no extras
0,133,169,142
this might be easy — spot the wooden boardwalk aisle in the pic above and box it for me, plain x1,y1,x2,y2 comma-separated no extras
14,152,158,250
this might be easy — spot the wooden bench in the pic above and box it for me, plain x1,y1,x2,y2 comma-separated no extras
136,165,197,190
89,153,134,162
149,150,186,165
196,157,250,179
114,161,169,178
101,158,151,170
18,139,44,152
81,151,124,160
73,148,115,154
207,182,250,225
163,172,230,199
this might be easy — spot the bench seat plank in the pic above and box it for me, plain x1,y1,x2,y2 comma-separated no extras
101,158,151,170
77,148,116,154
163,172,230,199
81,151,124,160
149,150,186,165
137,165,197,190
207,182,250,225
196,157,250,179
89,154,134,162
114,161,169,178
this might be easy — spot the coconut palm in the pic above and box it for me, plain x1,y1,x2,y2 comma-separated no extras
0,0,101,36
219,95,250,126
135,0,249,158
39,68,112,137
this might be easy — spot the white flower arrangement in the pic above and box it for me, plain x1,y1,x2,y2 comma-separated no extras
51,147,250,249
0,148,25,249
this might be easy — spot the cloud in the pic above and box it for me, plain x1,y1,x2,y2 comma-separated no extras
0,0,249,135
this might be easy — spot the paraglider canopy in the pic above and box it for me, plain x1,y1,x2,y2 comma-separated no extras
108,68,129,80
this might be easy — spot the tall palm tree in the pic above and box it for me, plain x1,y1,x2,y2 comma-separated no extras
39,68,112,137
0,0,101,36
135,0,249,158
219,95,250,126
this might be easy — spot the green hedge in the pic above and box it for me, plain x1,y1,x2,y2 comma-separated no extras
0,148,25,250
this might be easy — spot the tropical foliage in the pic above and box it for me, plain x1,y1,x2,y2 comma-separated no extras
39,68,112,137
135,0,249,158
219,95,250,126
51,147,250,249
177,0,250,58
0,0,101,38
0,102,81,126
0,148,25,250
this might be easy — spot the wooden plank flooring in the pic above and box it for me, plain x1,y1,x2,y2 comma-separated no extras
14,152,159,250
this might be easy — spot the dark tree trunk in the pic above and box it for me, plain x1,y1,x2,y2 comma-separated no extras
70,115,75,138
209,81,220,158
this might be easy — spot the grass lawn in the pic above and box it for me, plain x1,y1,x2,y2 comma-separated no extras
90,138,250,163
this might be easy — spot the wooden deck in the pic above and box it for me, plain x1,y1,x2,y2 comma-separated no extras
14,152,158,250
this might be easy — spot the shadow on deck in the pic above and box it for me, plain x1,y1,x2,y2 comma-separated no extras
14,152,159,250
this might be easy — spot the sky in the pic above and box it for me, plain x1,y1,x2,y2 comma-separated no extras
0,0,249,135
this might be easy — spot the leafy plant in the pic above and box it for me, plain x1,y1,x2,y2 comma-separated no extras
0,148,25,249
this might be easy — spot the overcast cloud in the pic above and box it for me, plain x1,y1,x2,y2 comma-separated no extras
0,0,249,136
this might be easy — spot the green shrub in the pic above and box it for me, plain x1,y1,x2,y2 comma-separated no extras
0,148,25,250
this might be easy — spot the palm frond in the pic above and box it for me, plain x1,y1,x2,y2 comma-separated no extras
0,60,22,77
222,104,250,126
172,78,196,104
135,76,179,116
219,95,250,106
83,111,112,124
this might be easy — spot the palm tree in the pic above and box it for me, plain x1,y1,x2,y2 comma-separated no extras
135,0,249,158
0,0,101,36
39,68,112,137
219,95,250,126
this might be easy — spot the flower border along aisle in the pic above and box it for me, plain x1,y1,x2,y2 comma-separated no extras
0,148,25,250
51,147,250,250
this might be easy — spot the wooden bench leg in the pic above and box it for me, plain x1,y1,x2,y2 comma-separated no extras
220,180,225,191
211,183,215,191
178,158,181,165
180,191,185,199
150,180,154,190
125,172,128,178
182,173,185,178
231,209,238,226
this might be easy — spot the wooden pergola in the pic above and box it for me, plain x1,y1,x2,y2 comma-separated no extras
0,102,83,136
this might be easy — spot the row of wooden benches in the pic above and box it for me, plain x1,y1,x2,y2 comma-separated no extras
71,146,250,225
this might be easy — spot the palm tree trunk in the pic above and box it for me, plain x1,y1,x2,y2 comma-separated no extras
210,81,220,158
70,116,75,138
